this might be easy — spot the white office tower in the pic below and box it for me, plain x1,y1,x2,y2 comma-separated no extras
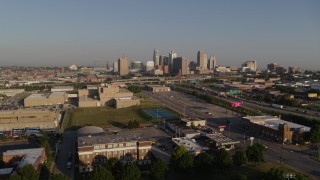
208,56,216,70
113,61,118,73
242,60,257,71
153,49,160,67
169,51,177,73
197,50,207,70
146,61,154,72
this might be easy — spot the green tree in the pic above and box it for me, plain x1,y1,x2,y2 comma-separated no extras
149,159,168,180
310,124,320,144
246,143,265,164
233,150,247,167
9,174,22,180
127,85,141,93
214,149,232,169
103,158,123,179
193,152,214,171
177,153,193,170
120,164,141,180
128,120,140,129
51,174,69,180
171,145,188,168
235,174,248,180
264,168,286,180
89,166,114,180
18,164,40,180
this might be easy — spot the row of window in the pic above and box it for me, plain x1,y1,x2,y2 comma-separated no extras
94,142,137,150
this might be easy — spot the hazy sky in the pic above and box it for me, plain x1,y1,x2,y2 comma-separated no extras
0,0,319,69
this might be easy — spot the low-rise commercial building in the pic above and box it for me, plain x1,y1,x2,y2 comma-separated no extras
205,133,240,151
77,130,152,173
241,116,311,143
166,121,200,139
147,85,171,93
181,117,206,127
24,92,68,107
172,137,207,156
2,148,46,170
0,110,60,131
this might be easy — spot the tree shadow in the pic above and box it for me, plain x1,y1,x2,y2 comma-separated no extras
109,121,127,128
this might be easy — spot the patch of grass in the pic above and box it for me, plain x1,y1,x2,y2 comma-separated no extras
62,96,179,131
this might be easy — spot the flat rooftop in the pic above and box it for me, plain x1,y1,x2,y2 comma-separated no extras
0,109,57,115
242,116,311,132
3,148,44,169
49,92,66,97
115,97,139,100
51,86,74,89
78,131,150,147
25,93,49,99
206,133,240,145
172,137,207,152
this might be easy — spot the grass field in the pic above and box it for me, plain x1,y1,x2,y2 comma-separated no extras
63,94,180,131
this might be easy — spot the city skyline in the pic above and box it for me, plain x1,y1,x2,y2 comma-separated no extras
0,1,319,69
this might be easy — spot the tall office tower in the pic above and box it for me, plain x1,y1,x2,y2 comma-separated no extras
267,63,279,71
172,57,189,75
197,51,208,70
118,56,129,76
153,49,160,67
208,56,216,70
146,61,154,72
113,61,118,73
242,60,257,71
169,51,177,73
159,56,169,66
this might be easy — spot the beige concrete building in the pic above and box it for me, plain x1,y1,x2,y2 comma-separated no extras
197,50,207,70
24,92,68,107
114,97,140,109
147,85,171,93
0,89,25,97
172,57,188,75
242,60,257,71
118,57,129,76
0,110,60,131
78,85,139,108
77,130,152,172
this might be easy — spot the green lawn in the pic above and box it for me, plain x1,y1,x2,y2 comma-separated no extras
63,94,179,131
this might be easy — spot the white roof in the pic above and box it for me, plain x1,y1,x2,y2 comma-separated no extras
172,137,207,152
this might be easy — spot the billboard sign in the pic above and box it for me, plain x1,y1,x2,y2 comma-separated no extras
230,101,243,107
308,93,317,98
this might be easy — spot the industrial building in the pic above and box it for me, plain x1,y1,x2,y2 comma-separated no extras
78,85,140,108
77,127,152,172
241,116,311,143
24,92,68,107
147,85,171,93
0,89,24,97
172,137,208,156
0,109,61,131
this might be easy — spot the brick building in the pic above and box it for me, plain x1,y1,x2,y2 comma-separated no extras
77,129,152,173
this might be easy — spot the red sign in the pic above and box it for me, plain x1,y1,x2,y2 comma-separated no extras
218,125,226,129
230,101,243,107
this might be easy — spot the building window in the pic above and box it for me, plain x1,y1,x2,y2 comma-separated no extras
119,143,123,148
108,144,112,148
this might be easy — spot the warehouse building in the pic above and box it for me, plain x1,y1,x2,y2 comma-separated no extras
241,116,311,143
24,92,68,107
77,128,152,172
0,109,61,131
147,85,171,93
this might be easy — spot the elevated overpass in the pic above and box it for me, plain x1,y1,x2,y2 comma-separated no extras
111,76,210,85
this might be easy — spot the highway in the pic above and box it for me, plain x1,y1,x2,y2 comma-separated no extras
146,91,320,179
172,85,320,121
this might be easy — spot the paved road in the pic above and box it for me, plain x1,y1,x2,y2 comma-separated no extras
146,91,320,179
56,131,77,180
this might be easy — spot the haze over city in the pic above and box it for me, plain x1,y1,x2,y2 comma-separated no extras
0,0,319,69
